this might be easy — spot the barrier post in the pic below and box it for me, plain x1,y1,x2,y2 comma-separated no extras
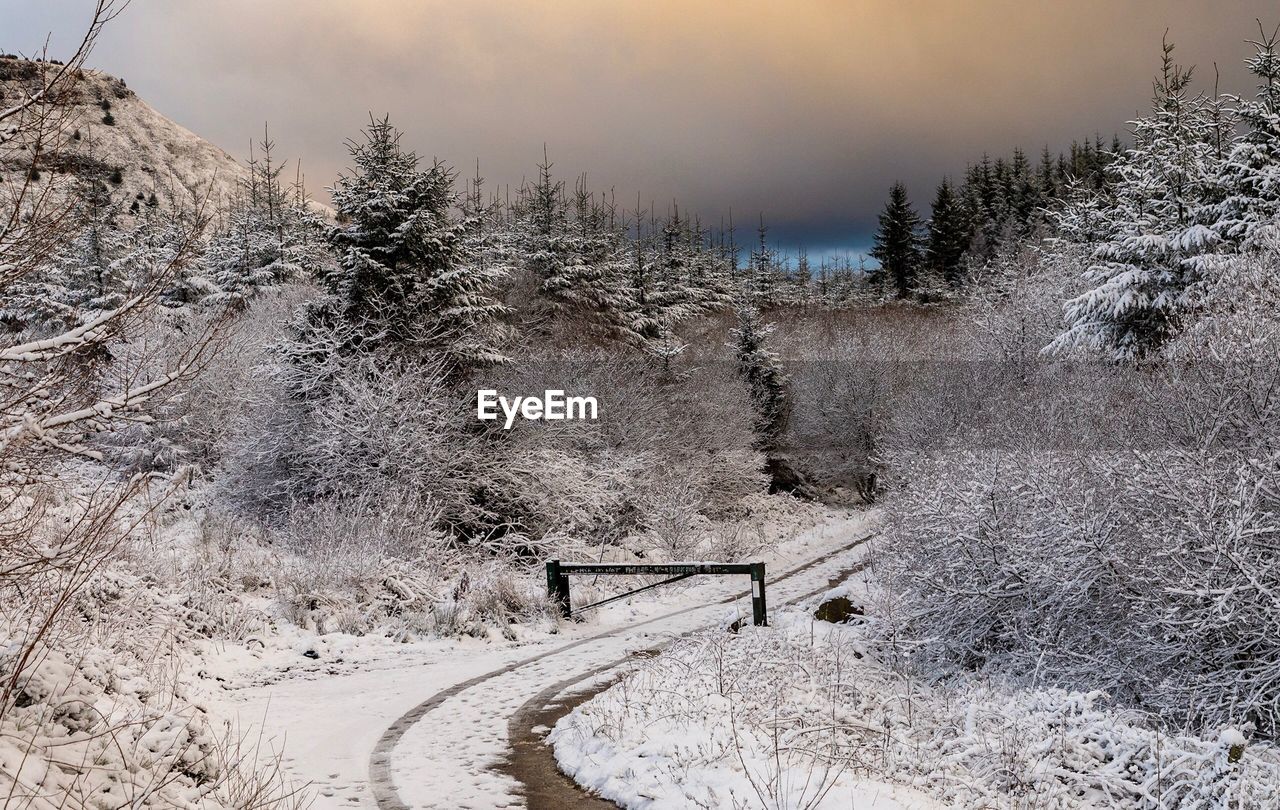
546,560,571,618
749,562,768,626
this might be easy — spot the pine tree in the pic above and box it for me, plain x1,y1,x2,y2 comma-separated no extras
731,299,789,451
132,197,217,308
747,216,787,307
648,207,703,325
576,184,645,341
290,117,507,380
206,129,327,306
0,177,131,330
1053,38,1227,358
812,253,832,303
1037,146,1060,201
513,156,641,340
1211,23,1280,248
925,177,969,288
792,247,814,304
629,199,664,340
870,182,922,298
516,150,575,311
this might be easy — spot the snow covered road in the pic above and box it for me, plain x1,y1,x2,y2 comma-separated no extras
218,512,874,809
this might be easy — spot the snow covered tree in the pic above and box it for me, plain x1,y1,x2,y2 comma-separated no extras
870,182,922,298
0,176,131,329
731,299,790,451
745,217,789,307
289,117,507,380
515,153,576,310
682,213,735,313
511,157,642,341
621,201,730,344
768,247,813,306
1052,38,1230,358
1210,23,1280,248
206,129,327,306
645,206,731,327
130,197,219,307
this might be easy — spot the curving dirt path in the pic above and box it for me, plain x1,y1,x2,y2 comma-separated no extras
500,554,877,809
370,530,875,810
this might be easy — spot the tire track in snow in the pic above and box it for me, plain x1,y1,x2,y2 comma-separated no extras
369,530,875,810
502,552,877,808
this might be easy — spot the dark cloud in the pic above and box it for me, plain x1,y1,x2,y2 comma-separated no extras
5,0,1278,253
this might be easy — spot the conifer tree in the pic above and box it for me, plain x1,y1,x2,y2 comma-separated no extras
514,156,639,339
870,182,922,298
0,177,131,329
206,129,326,306
793,247,814,304
925,177,970,288
1211,23,1280,247
649,207,703,324
629,199,664,340
746,217,780,306
1053,38,1228,358
731,299,790,451
290,117,507,381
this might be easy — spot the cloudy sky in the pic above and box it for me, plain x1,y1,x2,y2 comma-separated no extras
5,0,1277,256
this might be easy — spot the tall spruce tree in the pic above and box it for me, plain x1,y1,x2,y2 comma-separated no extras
206,130,327,306
1211,23,1280,248
290,117,507,382
1053,38,1229,358
731,299,790,451
870,182,923,298
925,177,970,288
747,216,786,306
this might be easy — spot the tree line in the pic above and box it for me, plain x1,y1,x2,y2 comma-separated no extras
869,135,1121,301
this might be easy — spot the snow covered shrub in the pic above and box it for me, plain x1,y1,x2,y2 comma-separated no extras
216,348,474,524
1,633,308,809
553,616,877,809
119,503,278,643
95,288,311,474
457,562,557,631
273,491,555,638
555,601,1280,810
879,245,1280,735
778,305,977,501
273,490,448,635
474,346,766,545
0,481,306,807
174,286,316,465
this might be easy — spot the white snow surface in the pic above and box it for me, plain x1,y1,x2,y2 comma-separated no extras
203,508,877,808
1,62,249,212
549,581,1280,810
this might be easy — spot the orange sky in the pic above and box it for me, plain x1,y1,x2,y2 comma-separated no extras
6,0,1278,252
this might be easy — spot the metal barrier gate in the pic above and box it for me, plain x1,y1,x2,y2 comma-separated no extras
545,561,768,626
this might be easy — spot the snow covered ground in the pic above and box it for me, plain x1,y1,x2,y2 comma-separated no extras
201,508,876,808
549,580,1280,810
0,62,249,212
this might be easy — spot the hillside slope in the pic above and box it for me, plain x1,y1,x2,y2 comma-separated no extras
0,57,248,214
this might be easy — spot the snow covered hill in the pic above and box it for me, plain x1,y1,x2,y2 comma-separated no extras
0,57,248,214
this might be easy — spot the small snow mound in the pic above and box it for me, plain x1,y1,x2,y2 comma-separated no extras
1222,727,1248,747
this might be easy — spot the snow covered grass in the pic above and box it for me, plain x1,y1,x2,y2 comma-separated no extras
0,537,310,809
551,583,1280,809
